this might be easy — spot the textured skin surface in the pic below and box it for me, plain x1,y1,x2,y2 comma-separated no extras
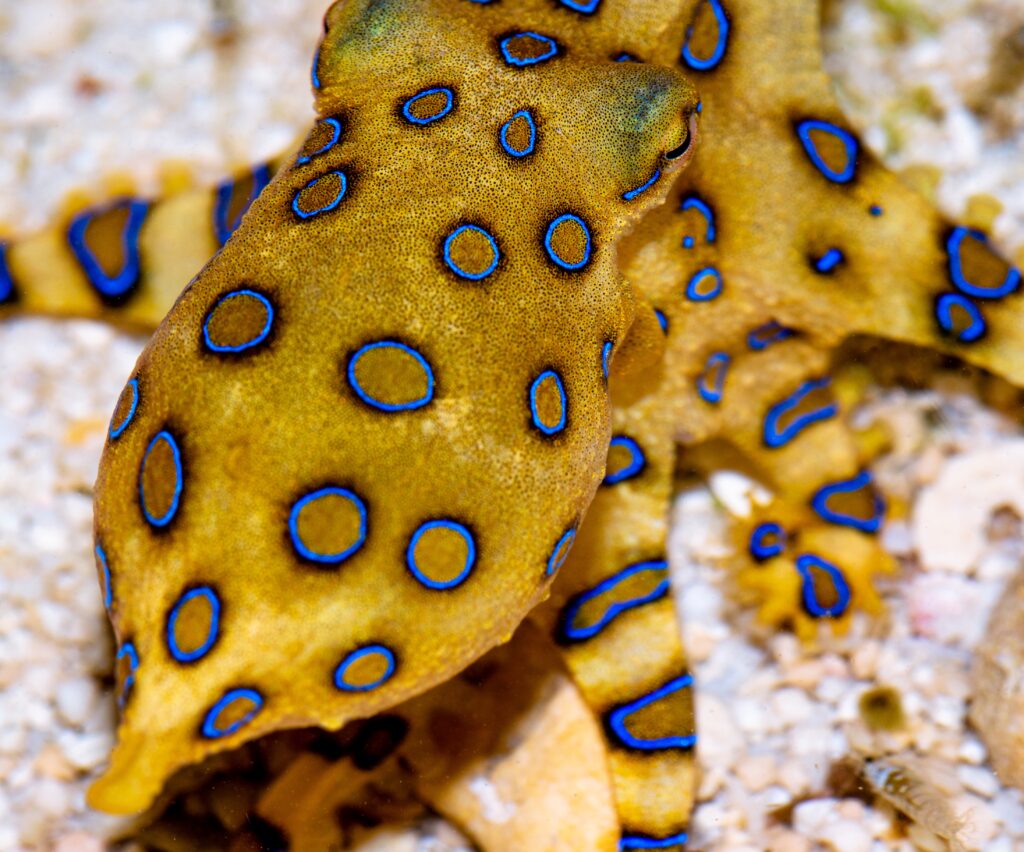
81,0,700,820
1,0,1021,847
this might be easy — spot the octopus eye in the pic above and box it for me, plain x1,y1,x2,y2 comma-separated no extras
664,111,700,161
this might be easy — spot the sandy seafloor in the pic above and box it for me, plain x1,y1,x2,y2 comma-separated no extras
1,0,1023,849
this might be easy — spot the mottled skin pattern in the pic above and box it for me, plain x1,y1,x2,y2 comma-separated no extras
1,0,1021,848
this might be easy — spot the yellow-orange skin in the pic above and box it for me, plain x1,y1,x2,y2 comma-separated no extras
0,0,1020,845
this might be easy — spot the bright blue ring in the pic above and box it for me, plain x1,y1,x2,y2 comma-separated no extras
680,196,716,244
109,378,139,439
297,117,343,165
443,224,500,280
530,369,567,435
289,486,368,564
607,674,697,750
935,292,986,343
615,52,638,62
96,543,113,610
749,522,786,560
560,560,669,642
946,226,1021,299
500,32,559,67
202,289,274,353
654,310,669,333
747,320,794,350
547,529,576,576
167,586,221,663
795,554,851,619
697,352,730,404
763,378,837,448
500,110,537,157
870,204,884,216
623,168,662,201
140,430,183,528
685,267,723,301
311,45,322,89
291,170,348,220
214,163,271,245
334,645,396,692
811,471,884,533
559,0,600,12
604,436,646,485
681,0,729,70
402,87,455,126
797,119,858,184
67,199,149,299
0,243,14,304
814,248,844,274
544,213,592,271
348,340,435,412
406,519,476,590
621,832,689,850
202,687,263,738
601,340,614,379
115,642,138,708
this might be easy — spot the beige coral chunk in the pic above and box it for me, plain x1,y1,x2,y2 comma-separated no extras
913,441,1024,573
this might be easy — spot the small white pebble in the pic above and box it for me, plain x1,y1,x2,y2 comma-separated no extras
55,677,99,728
958,764,1000,798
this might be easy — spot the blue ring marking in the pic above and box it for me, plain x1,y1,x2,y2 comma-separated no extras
166,586,221,663
140,430,184,528
289,486,368,564
530,369,567,435
115,642,138,708
406,520,476,590
811,470,884,534
67,199,149,300
870,204,884,216
935,292,986,343
814,248,844,274
109,378,139,439
696,101,703,113
544,213,592,271
560,560,669,642
680,196,716,245
334,645,396,692
96,543,113,611
443,224,500,280
500,32,559,67
654,309,669,333
795,554,851,619
696,352,730,404
763,378,837,448
202,687,264,738
499,109,537,157
202,289,275,354
401,87,455,126
604,436,646,485
623,169,662,201
681,0,729,70
621,833,689,850
607,674,697,751
615,52,638,62
547,528,576,576
946,226,1021,300
297,117,343,165
291,170,348,220
797,120,859,184
749,522,786,560
685,266,723,301
747,320,795,350
559,0,600,12
601,340,614,379
311,45,322,89
0,243,15,304
347,340,435,412
213,163,271,246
